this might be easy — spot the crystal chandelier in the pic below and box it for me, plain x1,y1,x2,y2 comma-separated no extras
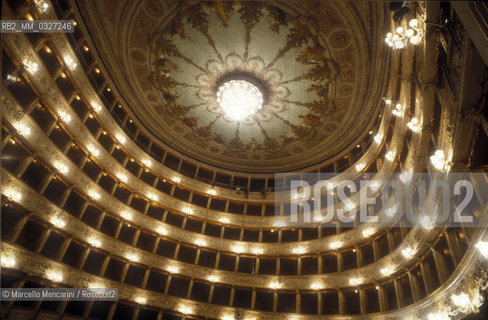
385,19,424,50
216,80,263,121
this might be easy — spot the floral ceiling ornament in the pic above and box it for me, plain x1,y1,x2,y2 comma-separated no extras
149,1,340,156
94,0,376,172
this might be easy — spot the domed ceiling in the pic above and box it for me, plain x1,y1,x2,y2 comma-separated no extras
78,0,389,173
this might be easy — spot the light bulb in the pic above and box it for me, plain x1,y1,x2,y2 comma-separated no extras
121,211,132,220
51,217,66,228
5,189,22,201
314,214,325,222
269,281,281,289
127,253,139,262
410,35,421,44
402,247,415,259
385,204,397,216
15,123,32,136
87,145,99,156
362,228,374,237
420,216,434,229
168,265,179,273
329,241,343,249
116,134,126,144
369,181,380,191
88,237,101,247
252,248,263,255
147,193,158,201
1,256,16,268
117,173,128,183
54,161,69,174
374,133,382,144
219,217,230,224
274,221,286,228
430,150,446,170
92,103,102,112
394,40,405,49
178,305,192,314
311,282,322,290
292,247,306,254
64,56,77,69
399,172,412,184
476,240,488,258
345,202,356,211
195,239,207,246
157,226,167,235
434,150,445,158
135,296,147,304
59,111,71,122
25,61,39,73
208,275,219,282
232,245,245,253
427,312,450,320
88,190,100,200
409,19,419,28
385,151,395,161
46,270,63,282
451,293,470,309
380,266,394,276
407,117,421,132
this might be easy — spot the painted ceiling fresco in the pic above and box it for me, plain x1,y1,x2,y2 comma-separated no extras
81,0,386,172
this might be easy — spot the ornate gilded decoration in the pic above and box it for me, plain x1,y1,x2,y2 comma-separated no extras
146,1,352,164
82,0,382,172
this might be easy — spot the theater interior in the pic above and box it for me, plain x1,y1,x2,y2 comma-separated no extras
2,1,488,319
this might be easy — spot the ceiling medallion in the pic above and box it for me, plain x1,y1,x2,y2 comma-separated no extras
201,60,279,125
143,0,358,171
216,80,263,121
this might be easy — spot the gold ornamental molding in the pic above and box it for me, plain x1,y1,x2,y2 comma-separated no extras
2,168,449,290
75,0,389,173
2,81,403,229
3,87,424,254
2,228,487,320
